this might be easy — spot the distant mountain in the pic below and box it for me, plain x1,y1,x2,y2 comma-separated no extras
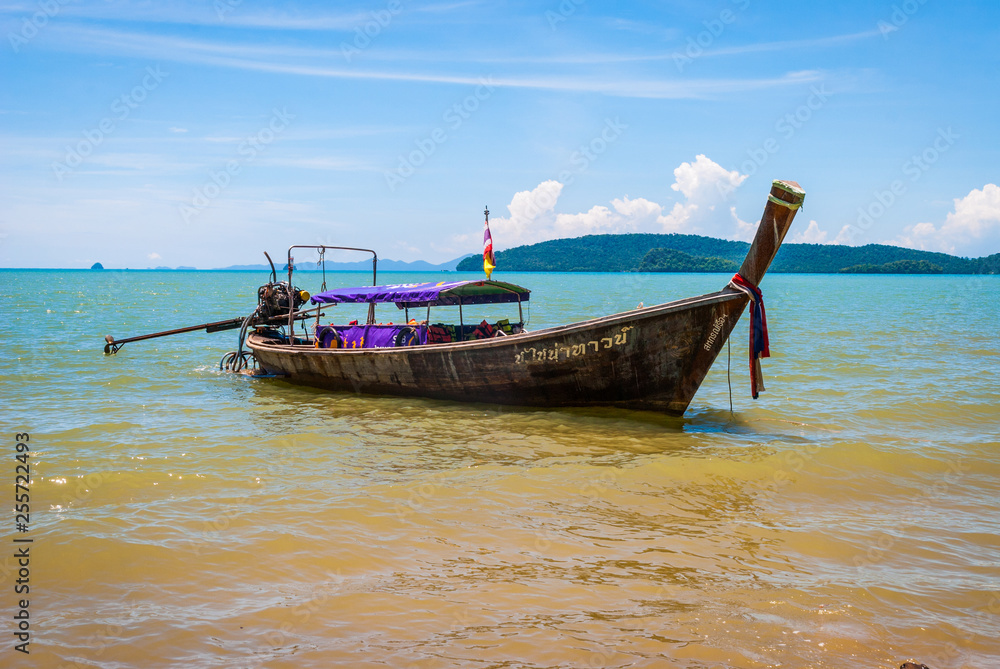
218,254,474,272
637,248,739,273
455,233,1000,275
839,259,944,274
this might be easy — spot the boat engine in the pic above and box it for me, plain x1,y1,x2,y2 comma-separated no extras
257,281,309,319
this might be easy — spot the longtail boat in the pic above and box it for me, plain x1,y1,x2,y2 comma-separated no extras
242,180,805,414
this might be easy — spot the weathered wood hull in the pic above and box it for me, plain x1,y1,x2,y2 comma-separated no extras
247,179,805,415
248,289,749,415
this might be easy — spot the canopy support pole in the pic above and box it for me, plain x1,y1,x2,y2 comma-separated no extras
285,243,379,334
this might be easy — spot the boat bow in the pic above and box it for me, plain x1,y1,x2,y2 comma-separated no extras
734,179,805,287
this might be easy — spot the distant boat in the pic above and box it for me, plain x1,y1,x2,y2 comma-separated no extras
245,180,805,415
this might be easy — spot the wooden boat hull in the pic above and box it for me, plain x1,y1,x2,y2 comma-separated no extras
247,289,749,415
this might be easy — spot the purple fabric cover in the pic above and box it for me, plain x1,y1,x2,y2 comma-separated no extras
309,280,529,307
315,324,427,348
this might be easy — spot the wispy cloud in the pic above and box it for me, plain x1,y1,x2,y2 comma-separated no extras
259,156,376,171
603,17,681,41
695,30,884,58
0,0,486,30
0,2,370,31
416,1,484,13
39,21,875,71
472,29,884,65
44,25,826,99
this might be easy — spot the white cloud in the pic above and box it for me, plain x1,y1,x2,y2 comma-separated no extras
833,225,858,245
659,154,750,238
393,240,422,256
148,252,161,260
894,184,1000,256
789,219,829,244
671,153,746,201
168,127,188,133
478,155,756,250
787,220,860,246
486,180,563,248
728,206,758,242
554,196,671,238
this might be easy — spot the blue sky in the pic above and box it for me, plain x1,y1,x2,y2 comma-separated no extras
1,0,998,268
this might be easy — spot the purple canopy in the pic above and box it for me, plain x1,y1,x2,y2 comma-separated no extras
310,280,530,308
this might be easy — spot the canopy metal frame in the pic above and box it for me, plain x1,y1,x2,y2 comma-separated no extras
286,245,379,335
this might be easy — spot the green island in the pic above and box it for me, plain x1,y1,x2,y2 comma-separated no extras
456,233,1000,274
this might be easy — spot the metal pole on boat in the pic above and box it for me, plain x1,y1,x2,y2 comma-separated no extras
284,244,379,330
458,298,464,341
102,311,319,354
287,253,295,340
103,317,244,354
368,253,378,325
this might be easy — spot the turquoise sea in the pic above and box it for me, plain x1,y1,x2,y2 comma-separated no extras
2,269,998,668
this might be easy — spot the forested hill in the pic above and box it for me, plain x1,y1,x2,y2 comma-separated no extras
455,233,1000,274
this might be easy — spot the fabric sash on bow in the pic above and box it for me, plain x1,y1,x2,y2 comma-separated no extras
728,273,770,399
